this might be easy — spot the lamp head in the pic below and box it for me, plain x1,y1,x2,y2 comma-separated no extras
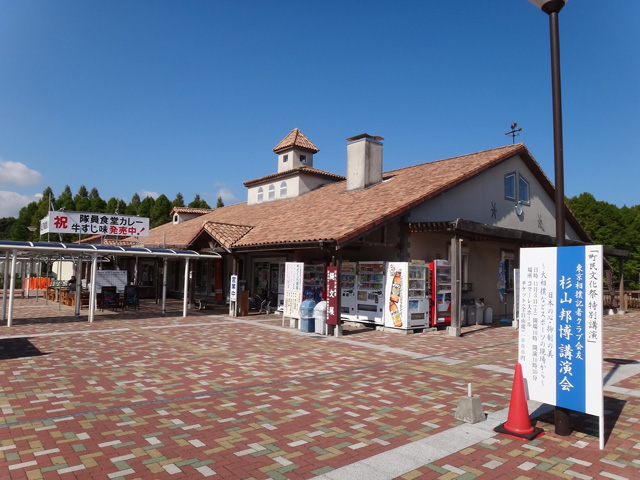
528,0,567,14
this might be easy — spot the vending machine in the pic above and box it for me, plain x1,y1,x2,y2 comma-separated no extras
340,261,357,320
430,259,451,327
303,263,325,302
384,260,430,329
356,261,385,324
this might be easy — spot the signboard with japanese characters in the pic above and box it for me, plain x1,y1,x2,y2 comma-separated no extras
326,266,339,325
519,246,603,420
283,262,304,319
40,211,149,237
229,275,238,302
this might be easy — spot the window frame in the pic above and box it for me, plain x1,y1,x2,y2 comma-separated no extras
504,172,516,201
518,174,530,205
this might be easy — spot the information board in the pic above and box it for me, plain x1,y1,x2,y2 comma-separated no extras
519,246,603,446
283,262,304,319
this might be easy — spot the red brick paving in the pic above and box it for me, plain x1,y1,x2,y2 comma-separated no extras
1,296,639,479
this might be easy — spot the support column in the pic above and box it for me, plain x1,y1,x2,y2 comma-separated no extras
448,236,462,337
8,250,18,327
1,255,9,323
183,258,190,317
162,258,168,314
88,254,98,323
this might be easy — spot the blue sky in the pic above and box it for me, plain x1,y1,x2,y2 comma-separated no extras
1,0,638,218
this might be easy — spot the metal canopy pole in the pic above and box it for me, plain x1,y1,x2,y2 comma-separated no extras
162,258,167,314
89,254,98,323
74,257,82,318
8,250,17,327
183,258,190,317
1,256,8,323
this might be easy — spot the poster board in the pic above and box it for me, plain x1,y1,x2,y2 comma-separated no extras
283,262,304,320
95,270,128,293
519,246,604,448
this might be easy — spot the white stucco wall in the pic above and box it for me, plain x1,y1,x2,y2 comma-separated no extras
406,154,579,241
277,149,314,173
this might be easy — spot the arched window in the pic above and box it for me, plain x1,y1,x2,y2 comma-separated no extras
280,181,287,198
257,187,264,203
268,185,275,201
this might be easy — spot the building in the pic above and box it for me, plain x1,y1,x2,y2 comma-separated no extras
133,128,594,324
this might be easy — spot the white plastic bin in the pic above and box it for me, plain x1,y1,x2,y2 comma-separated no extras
483,306,493,324
314,301,327,334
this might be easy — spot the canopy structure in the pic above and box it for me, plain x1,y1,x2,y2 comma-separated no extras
0,240,221,326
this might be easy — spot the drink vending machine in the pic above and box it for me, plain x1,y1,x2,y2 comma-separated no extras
356,261,385,324
430,259,451,327
383,260,430,329
340,261,357,320
303,264,325,302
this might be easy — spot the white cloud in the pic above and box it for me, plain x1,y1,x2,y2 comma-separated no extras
0,160,42,186
216,187,237,204
138,190,159,200
0,190,39,218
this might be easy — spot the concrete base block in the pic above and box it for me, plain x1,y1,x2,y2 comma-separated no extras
454,396,485,424
289,317,299,329
447,326,461,337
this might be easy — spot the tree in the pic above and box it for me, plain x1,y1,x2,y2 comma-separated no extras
126,193,141,215
9,202,38,240
74,185,91,212
117,199,127,215
106,197,119,214
150,194,172,227
138,196,155,219
55,185,75,211
216,196,224,208
172,192,185,209
89,187,107,213
0,217,15,240
188,194,211,209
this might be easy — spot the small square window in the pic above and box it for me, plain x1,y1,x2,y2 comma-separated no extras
300,154,307,164
283,154,288,162
505,173,516,200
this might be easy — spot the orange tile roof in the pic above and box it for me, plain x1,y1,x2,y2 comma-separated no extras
243,166,345,187
138,143,588,251
169,206,213,216
203,222,252,250
272,128,319,153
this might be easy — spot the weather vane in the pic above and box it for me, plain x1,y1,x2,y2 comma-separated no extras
505,122,523,144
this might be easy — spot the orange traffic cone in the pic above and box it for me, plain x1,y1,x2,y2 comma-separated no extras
494,363,544,441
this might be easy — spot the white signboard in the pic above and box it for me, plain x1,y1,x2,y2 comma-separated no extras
519,246,604,447
283,262,304,319
40,211,149,237
229,275,238,302
94,270,128,293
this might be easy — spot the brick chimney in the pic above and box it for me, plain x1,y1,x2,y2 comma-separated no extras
346,134,384,192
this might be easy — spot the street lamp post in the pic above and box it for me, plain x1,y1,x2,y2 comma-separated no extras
528,0,570,436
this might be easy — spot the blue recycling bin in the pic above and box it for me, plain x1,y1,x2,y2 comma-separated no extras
299,299,316,333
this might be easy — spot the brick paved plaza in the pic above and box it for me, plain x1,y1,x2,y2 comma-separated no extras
1,296,639,479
